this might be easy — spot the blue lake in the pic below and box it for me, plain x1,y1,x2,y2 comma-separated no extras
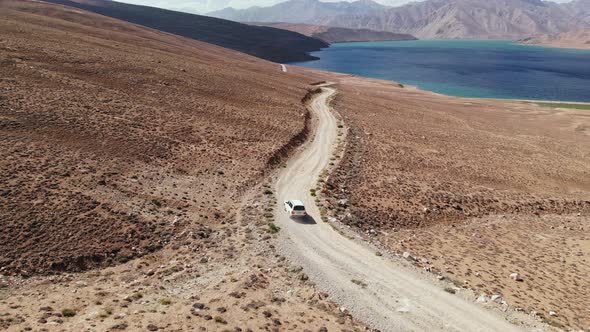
291,40,590,102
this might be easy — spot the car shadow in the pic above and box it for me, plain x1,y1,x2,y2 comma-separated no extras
291,215,317,225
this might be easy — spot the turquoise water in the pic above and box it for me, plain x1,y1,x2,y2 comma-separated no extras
291,40,590,102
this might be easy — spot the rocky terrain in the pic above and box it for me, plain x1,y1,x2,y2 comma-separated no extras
2,0,590,331
0,1,372,331
520,29,590,50
209,0,387,25
313,74,590,330
0,0,321,276
211,0,590,39
561,0,590,24
253,23,417,43
43,0,329,62
1,181,369,331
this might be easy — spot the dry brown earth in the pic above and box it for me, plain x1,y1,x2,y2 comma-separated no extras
2,0,590,331
0,1,370,331
315,75,590,330
0,184,368,331
0,0,319,276
520,29,590,50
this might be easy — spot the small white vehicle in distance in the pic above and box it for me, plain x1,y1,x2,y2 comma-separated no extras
284,200,307,217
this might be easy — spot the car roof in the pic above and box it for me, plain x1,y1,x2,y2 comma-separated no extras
290,200,305,206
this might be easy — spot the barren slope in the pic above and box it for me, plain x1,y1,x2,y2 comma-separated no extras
252,23,417,43
0,0,316,275
313,74,590,329
273,86,537,332
0,3,376,332
520,29,590,50
208,0,388,24
2,0,590,331
43,0,329,62
213,0,590,39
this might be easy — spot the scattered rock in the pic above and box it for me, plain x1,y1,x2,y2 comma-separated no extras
192,303,205,310
490,294,502,303
110,323,128,330
476,294,488,303
402,252,415,261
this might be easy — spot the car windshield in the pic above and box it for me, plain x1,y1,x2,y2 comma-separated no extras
293,205,305,211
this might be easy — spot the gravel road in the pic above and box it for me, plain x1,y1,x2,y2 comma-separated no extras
274,87,525,332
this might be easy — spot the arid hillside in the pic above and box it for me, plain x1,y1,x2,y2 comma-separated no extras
329,80,590,230
312,74,590,329
252,23,417,43
0,0,317,276
0,2,372,331
210,0,590,39
2,0,590,331
43,0,329,62
520,29,590,50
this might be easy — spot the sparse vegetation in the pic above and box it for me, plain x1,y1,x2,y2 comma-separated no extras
351,279,368,288
214,316,227,324
151,199,162,208
61,308,76,317
125,292,143,302
444,287,456,294
159,298,172,305
267,223,280,234
263,189,273,195
99,307,113,318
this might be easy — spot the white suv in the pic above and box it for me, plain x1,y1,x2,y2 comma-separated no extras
284,200,307,217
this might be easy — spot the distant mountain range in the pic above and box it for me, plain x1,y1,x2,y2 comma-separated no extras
210,0,387,24
209,0,590,39
252,23,417,43
43,0,329,62
560,0,590,23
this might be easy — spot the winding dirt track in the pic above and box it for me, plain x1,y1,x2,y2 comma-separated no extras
274,87,523,332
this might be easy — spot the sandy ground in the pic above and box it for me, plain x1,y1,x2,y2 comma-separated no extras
272,87,544,331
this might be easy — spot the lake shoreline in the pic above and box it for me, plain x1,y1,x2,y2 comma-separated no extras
292,40,590,103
